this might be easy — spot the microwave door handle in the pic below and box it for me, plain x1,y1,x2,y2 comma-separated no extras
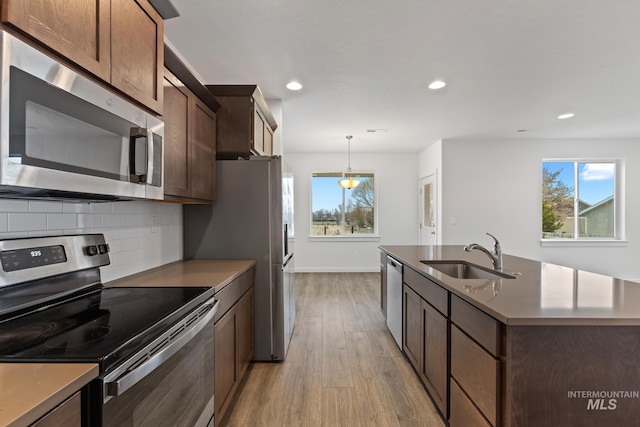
146,128,154,184
129,127,148,183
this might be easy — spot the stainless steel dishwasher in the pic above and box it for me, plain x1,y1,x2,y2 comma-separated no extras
386,255,403,349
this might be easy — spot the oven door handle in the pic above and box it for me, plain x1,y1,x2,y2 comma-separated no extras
105,298,219,398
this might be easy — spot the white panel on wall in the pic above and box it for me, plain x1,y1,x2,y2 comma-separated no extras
0,199,183,282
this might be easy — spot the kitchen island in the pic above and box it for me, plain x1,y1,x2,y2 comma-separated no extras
381,245,640,427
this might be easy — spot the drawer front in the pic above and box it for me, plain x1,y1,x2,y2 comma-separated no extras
404,267,448,316
451,295,500,356
214,268,254,323
451,325,499,426
450,379,492,427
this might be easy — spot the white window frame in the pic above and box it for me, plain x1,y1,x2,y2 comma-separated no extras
309,170,379,241
541,158,626,247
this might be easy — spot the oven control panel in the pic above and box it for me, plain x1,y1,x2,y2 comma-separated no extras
1,245,67,272
0,234,110,288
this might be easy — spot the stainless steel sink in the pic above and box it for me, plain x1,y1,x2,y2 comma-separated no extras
420,260,516,280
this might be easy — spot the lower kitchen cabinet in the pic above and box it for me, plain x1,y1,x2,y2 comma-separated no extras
450,295,501,427
423,302,448,415
213,268,255,425
402,277,449,418
450,379,492,427
31,392,81,427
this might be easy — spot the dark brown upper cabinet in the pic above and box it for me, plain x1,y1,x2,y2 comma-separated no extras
206,85,277,159
163,46,221,203
2,0,164,114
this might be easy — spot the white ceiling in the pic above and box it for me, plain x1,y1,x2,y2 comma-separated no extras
164,0,640,154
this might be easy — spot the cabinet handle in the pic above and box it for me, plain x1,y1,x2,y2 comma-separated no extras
129,127,152,183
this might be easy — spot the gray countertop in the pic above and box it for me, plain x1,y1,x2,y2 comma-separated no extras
380,245,640,326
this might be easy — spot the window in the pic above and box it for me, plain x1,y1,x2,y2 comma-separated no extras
542,160,621,240
311,172,376,236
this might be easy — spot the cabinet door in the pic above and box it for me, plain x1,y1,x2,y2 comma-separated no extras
237,288,254,378
451,325,499,426
2,0,111,81
163,71,190,197
190,98,217,201
403,285,423,370
111,0,163,113
450,380,492,427
32,392,81,427
264,125,273,156
423,303,448,417
253,107,265,155
214,307,238,420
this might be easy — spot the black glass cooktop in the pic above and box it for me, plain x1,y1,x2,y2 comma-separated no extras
0,286,214,373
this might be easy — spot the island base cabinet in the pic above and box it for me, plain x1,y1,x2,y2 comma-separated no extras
423,303,448,416
402,283,448,418
403,284,422,369
505,325,640,427
450,380,492,427
451,325,499,426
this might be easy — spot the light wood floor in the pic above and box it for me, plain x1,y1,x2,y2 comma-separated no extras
219,273,445,427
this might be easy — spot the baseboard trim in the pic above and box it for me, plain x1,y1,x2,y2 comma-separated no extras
295,267,380,273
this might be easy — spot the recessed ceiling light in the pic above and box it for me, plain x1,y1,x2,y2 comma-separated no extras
286,81,302,91
557,113,575,119
428,80,446,90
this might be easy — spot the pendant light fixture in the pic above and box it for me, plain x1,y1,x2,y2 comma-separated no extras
338,135,360,189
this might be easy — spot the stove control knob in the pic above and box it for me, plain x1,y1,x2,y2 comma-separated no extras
98,244,110,254
85,245,98,256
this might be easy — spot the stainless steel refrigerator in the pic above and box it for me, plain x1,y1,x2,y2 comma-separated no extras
184,156,295,361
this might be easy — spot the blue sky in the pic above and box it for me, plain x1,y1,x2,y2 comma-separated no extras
543,161,614,205
312,176,343,212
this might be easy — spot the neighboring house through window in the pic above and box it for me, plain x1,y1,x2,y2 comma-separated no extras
311,172,376,236
542,160,622,240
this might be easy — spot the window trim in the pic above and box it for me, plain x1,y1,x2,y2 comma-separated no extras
541,158,625,245
309,169,379,239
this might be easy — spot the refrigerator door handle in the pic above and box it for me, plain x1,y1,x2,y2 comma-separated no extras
284,223,289,258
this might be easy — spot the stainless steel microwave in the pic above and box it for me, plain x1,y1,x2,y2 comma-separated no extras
0,31,164,201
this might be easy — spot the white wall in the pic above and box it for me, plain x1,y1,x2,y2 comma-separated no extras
0,199,183,283
437,138,640,281
286,152,419,272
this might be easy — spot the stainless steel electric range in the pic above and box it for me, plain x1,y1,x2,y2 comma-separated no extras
0,234,218,427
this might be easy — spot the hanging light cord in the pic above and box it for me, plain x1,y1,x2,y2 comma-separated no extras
346,135,353,177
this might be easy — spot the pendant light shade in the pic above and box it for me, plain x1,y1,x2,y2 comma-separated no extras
338,135,360,189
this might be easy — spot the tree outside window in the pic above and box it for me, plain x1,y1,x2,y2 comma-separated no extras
311,172,375,236
542,161,617,239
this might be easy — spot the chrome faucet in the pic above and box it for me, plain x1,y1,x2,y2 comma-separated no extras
464,233,502,271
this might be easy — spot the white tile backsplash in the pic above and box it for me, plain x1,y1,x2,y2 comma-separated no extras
8,213,47,231
0,200,183,282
